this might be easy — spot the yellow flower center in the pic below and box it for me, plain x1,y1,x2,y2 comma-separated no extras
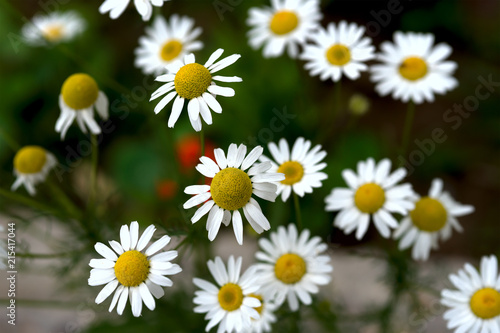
398,56,428,81
277,161,304,185
326,44,351,66
218,283,244,312
61,73,99,110
14,146,47,174
248,294,264,315
174,63,212,100
114,250,150,287
43,25,63,42
269,10,299,35
210,167,253,211
160,39,183,61
274,253,307,284
354,183,386,214
410,197,447,232
470,288,500,319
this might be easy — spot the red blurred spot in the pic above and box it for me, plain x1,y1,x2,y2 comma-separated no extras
156,179,178,201
176,134,215,171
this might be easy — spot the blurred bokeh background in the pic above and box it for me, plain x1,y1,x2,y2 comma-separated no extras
0,0,499,332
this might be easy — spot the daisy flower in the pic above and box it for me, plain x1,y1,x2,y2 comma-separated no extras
88,221,182,317
301,21,375,82
370,32,458,104
255,224,332,311
135,15,203,75
394,178,474,261
241,293,277,333
183,143,285,245
260,137,327,202
11,146,57,196
247,0,322,58
325,158,415,240
99,0,170,21
150,49,241,132
21,11,85,46
193,256,261,333
56,73,109,140
441,255,500,332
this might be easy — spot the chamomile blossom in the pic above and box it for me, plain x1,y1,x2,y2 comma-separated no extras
241,293,277,333
11,146,57,196
135,15,203,75
370,32,458,104
183,143,285,245
325,158,415,240
394,178,474,261
88,221,182,317
247,0,322,58
255,224,333,311
22,11,85,46
150,49,241,132
193,256,261,333
301,21,375,81
441,255,500,332
260,137,327,202
99,0,170,21
56,73,109,140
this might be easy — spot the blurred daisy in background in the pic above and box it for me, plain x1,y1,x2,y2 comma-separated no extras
441,255,500,332
370,32,458,104
183,143,284,245
255,224,332,311
56,73,109,140
394,178,474,261
135,15,203,75
22,11,85,46
150,49,241,132
325,158,415,240
241,293,277,333
301,21,375,82
88,221,182,317
99,0,170,21
260,137,327,202
193,256,261,333
11,146,57,196
247,0,322,58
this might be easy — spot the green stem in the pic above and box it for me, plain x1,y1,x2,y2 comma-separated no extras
200,127,205,157
46,180,82,220
0,127,20,152
293,192,303,231
399,101,415,161
0,188,62,217
334,79,342,117
88,134,99,213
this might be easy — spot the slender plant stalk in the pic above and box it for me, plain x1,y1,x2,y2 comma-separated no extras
293,192,303,231
88,134,99,214
399,101,415,160
46,180,82,220
0,188,61,217
200,127,205,157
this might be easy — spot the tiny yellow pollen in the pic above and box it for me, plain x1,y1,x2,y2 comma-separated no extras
326,44,351,66
399,56,428,81
277,161,304,185
410,197,447,232
114,250,150,287
61,73,99,110
43,25,63,42
470,288,500,319
354,183,386,214
160,39,183,61
274,253,307,284
174,63,212,100
218,283,244,312
248,294,264,315
14,146,47,174
269,10,299,35
210,168,253,211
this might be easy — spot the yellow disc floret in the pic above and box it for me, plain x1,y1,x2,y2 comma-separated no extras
274,253,307,284
269,11,299,35
210,168,253,211
14,146,47,174
354,183,386,214
410,197,447,232
61,73,99,110
43,25,63,42
399,56,428,81
114,250,150,287
248,294,264,315
174,63,212,100
470,288,500,319
326,44,351,66
278,161,304,185
160,40,183,61
218,283,244,312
